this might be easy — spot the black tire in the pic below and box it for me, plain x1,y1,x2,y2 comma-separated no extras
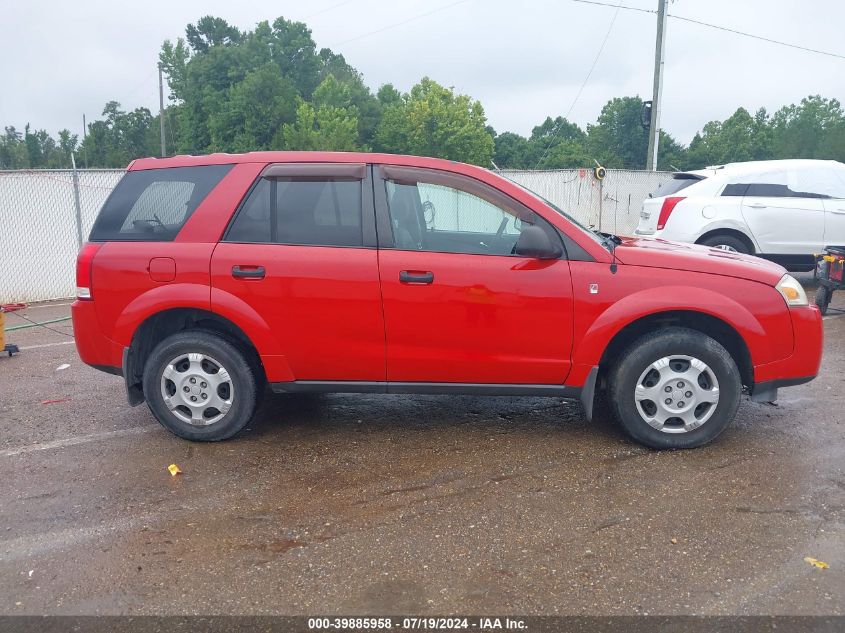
699,234,751,254
607,327,742,449
815,285,831,316
142,330,260,441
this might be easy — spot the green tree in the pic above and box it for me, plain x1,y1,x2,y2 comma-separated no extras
493,131,532,168
818,119,845,162
0,125,77,169
771,95,844,159
527,116,589,168
55,129,79,167
78,101,156,167
158,16,369,155
0,127,27,169
375,77,494,166
376,84,402,108
207,64,298,151
283,100,359,151
317,49,381,145
587,96,649,168
282,76,361,151
271,17,321,97
685,107,771,168
656,130,687,171
185,16,243,53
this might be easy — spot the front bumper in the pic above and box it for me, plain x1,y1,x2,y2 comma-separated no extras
751,305,823,400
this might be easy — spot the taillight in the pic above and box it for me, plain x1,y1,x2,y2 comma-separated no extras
657,196,684,230
76,243,102,300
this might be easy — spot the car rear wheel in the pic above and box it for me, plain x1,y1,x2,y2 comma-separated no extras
607,327,742,449
143,330,260,441
699,234,751,254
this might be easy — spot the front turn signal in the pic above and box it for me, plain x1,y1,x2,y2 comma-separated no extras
775,274,809,307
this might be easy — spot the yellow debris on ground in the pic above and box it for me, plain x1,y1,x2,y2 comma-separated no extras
804,557,829,569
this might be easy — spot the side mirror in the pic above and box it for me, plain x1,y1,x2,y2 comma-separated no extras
514,225,563,260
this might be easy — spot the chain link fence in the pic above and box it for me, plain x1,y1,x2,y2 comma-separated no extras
0,167,672,304
0,169,123,303
500,168,672,235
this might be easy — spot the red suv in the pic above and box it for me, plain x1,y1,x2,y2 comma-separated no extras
72,152,823,449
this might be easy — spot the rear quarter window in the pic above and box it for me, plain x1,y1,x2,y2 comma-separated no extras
89,165,232,241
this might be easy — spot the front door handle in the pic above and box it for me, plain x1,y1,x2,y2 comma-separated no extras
232,265,265,279
399,270,434,284
747,202,767,209
832,209,845,215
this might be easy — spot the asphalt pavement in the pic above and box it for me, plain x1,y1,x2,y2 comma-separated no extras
0,284,843,616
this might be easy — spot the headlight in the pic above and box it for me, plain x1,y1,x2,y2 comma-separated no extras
775,274,809,307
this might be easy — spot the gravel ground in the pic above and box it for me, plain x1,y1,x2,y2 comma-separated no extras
0,282,843,616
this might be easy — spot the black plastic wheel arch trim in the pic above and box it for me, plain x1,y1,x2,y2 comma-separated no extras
750,375,816,403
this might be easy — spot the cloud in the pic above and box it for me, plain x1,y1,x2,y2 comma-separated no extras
3,0,843,146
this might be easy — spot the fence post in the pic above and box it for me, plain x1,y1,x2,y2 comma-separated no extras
71,153,83,249
598,177,603,233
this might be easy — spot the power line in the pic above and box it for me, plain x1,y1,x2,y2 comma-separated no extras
571,0,654,15
534,0,624,168
570,0,845,60
305,0,356,20
336,0,472,45
668,14,845,61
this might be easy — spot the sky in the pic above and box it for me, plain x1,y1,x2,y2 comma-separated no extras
3,0,844,145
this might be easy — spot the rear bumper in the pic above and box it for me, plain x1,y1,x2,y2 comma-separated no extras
71,300,122,373
752,305,823,398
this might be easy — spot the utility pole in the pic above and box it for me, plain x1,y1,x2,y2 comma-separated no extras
82,114,88,168
70,153,84,249
158,64,166,158
646,0,668,171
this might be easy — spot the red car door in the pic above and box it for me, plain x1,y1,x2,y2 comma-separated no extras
374,165,574,385
211,163,385,382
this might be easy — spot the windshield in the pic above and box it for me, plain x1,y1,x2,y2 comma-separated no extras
507,179,611,249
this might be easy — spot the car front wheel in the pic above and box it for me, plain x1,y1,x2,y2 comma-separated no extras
607,327,742,449
142,330,260,441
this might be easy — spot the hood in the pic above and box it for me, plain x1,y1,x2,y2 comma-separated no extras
613,237,786,285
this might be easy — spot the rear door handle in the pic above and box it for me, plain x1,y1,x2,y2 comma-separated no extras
232,265,265,279
832,209,845,215
399,270,434,284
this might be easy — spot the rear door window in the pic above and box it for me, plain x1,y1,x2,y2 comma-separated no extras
722,170,789,197
89,165,232,241
226,177,363,247
725,169,832,198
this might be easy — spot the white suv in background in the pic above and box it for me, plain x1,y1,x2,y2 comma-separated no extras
635,159,845,271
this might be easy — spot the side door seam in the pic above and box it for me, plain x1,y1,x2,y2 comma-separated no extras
371,164,390,382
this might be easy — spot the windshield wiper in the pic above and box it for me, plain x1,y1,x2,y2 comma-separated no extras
132,214,167,232
595,231,622,250
593,231,621,274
